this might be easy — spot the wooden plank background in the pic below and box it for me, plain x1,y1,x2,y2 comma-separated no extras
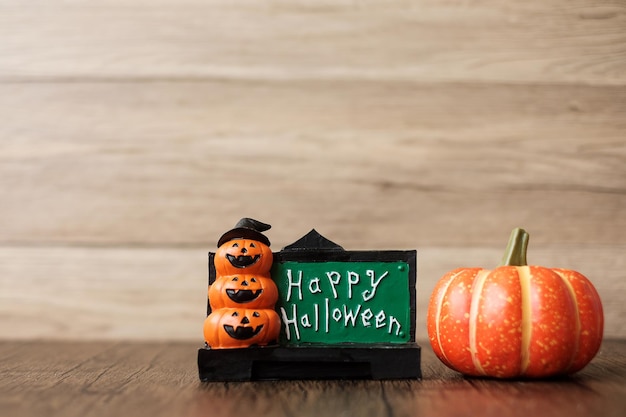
0,0,624,341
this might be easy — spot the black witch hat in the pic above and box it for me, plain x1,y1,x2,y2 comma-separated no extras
217,218,271,247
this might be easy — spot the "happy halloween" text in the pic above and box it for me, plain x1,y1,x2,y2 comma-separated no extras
278,268,405,341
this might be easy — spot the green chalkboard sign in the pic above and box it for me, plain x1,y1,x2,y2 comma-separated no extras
272,260,412,344
270,230,416,346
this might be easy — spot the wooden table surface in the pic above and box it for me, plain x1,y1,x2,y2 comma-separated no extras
1,339,625,417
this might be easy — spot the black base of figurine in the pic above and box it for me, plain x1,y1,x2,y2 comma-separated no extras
197,344,421,381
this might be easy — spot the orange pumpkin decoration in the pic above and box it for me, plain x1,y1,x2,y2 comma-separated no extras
203,308,281,349
214,238,273,276
427,228,603,378
209,274,278,310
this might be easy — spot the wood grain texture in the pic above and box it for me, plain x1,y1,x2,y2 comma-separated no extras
1,0,625,85
0,81,624,247
1,339,625,417
0,0,624,340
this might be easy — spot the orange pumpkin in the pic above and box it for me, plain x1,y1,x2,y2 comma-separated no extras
214,238,273,276
427,228,603,378
208,274,278,310
203,308,280,349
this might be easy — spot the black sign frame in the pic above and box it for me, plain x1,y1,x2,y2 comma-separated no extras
199,230,421,381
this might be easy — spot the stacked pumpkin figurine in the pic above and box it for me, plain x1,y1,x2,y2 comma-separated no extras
203,218,281,349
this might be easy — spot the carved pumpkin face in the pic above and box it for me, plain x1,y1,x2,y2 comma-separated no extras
214,239,273,276
203,308,281,349
209,274,278,310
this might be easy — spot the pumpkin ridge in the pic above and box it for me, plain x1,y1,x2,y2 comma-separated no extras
553,269,582,373
518,265,532,375
469,269,490,376
434,268,468,366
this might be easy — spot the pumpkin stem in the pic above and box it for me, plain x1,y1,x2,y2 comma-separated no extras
499,228,529,266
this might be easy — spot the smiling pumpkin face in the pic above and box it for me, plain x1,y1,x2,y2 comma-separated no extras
214,239,273,276
209,274,278,310
203,308,281,349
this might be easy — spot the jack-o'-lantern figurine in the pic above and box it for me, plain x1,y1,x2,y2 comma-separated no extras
205,218,281,349
209,274,279,310
214,219,273,276
204,308,281,349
